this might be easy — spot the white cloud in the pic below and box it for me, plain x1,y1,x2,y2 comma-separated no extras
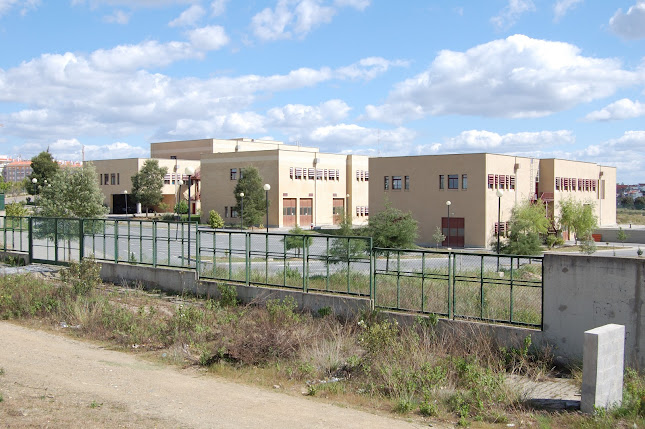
422,129,574,154
168,4,205,27
267,99,351,129
336,57,409,81
553,0,583,22
210,0,228,16
584,98,645,121
102,9,130,24
0,0,39,17
490,0,535,30
90,41,197,71
48,139,148,161
251,0,370,41
308,124,416,155
365,35,642,123
71,0,196,7
186,25,229,50
610,1,645,40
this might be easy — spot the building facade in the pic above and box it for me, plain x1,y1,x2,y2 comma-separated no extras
369,154,616,248
87,158,200,214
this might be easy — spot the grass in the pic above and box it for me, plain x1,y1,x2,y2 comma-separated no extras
617,208,645,226
1,260,643,427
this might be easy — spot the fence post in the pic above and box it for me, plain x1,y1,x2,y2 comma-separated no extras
195,228,201,278
448,251,453,319
509,257,514,323
153,221,157,267
27,217,33,262
302,235,307,293
480,256,485,320
79,219,84,261
346,237,350,294
421,252,426,313
245,232,250,286
114,219,119,263
54,219,58,264
396,249,401,309
369,238,374,308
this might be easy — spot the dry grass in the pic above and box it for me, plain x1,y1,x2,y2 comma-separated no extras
617,208,645,226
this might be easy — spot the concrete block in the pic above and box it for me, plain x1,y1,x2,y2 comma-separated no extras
581,324,625,414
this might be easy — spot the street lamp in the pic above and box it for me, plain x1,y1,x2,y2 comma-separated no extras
346,194,350,219
496,189,504,254
446,201,452,247
263,184,270,233
124,190,128,217
185,166,195,265
239,192,245,231
176,179,184,217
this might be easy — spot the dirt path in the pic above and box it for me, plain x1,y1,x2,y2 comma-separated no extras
0,322,432,428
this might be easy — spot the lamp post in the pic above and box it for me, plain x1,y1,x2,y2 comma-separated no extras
239,192,245,231
177,179,184,217
446,201,452,247
124,190,128,216
185,166,195,264
31,178,37,204
263,184,270,233
346,194,350,219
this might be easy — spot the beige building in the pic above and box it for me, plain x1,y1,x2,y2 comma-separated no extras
200,149,369,228
369,154,616,248
87,158,200,214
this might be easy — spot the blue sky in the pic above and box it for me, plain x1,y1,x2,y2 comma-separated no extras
0,0,644,183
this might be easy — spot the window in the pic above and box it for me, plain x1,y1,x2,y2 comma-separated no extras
104,173,109,185
117,173,120,185
230,168,237,180
231,208,238,218
290,167,294,179
300,206,312,216
110,173,116,185
224,207,229,218
448,174,458,189
392,176,402,190
308,168,315,180
384,176,389,190
462,174,467,190
295,168,303,179
170,156,177,160
404,175,410,190
439,175,445,189
488,174,494,189
100,174,103,185
283,206,296,216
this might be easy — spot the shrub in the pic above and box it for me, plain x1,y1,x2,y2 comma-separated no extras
209,210,224,229
266,296,300,323
217,283,237,307
60,258,102,296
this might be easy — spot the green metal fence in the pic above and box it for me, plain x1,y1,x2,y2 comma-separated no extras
197,230,373,297
373,248,543,328
2,215,544,328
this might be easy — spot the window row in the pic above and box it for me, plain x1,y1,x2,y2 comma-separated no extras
163,173,189,185
356,206,369,216
487,174,515,190
289,167,341,181
100,173,120,186
439,174,468,190
494,221,509,236
383,175,410,190
355,169,369,181
555,177,598,192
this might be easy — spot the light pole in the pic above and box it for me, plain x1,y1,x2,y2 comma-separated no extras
185,166,195,264
496,189,504,254
177,179,184,218
31,178,38,205
263,184,270,233
346,193,350,220
124,190,128,216
239,192,245,231
446,201,452,247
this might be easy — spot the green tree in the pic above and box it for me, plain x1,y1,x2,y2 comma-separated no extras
557,198,598,245
208,210,224,228
175,200,188,214
37,164,108,218
501,198,549,255
233,167,267,228
131,160,167,217
27,151,59,195
617,227,629,247
283,225,312,257
328,213,367,264
0,176,11,194
366,201,418,268
619,196,635,209
635,197,645,210
432,226,446,249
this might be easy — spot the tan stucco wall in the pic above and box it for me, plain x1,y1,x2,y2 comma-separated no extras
150,138,319,160
369,154,617,248
200,149,369,228
87,158,200,213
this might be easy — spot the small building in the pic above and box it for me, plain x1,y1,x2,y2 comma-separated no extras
369,153,616,248
87,158,200,214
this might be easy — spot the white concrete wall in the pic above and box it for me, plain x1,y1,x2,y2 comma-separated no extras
542,254,645,367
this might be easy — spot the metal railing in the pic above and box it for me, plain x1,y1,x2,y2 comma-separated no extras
1,216,543,328
373,248,543,328
197,229,372,297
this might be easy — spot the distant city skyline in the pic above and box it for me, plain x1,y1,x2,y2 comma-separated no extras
0,1,644,182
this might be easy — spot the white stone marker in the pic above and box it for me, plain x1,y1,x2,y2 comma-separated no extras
581,324,625,414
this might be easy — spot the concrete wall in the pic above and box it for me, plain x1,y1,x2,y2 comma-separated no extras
594,227,645,244
542,254,645,368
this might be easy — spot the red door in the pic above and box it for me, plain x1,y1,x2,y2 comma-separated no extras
283,198,296,227
299,198,312,227
332,198,344,225
442,217,465,248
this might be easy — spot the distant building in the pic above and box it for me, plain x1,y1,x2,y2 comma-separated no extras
369,153,616,248
3,160,32,182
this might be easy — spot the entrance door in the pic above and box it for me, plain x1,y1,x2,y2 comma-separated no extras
332,198,344,225
442,217,465,248
283,198,296,227
112,194,132,214
299,198,312,227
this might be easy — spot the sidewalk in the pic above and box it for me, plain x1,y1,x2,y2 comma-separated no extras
509,375,581,410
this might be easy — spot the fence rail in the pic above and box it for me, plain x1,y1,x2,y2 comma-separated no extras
0,216,543,328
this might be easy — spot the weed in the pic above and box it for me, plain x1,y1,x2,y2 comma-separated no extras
89,400,102,408
217,283,237,307
0,393,3,403
60,258,101,296
266,296,300,323
128,252,137,264
317,306,332,317
418,400,438,417
0,367,4,376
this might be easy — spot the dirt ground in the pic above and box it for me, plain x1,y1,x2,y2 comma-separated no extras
0,321,432,429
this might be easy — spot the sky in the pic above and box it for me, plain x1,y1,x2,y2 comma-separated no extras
0,0,644,183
